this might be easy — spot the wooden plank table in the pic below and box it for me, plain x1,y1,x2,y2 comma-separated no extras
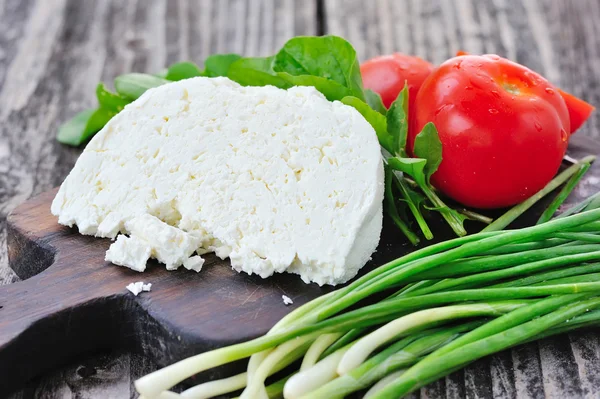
1,0,599,397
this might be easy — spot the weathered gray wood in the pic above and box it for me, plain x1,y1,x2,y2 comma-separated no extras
324,0,600,143
325,1,600,398
2,0,600,397
0,0,315,397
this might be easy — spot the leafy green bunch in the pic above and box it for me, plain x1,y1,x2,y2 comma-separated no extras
56,36,508,242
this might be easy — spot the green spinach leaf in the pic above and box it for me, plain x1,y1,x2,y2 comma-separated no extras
164,61,203,81
57,108,114,147
273,35,365,100
114,73,170,100
413,122,442,183
96,83,130,113
164,55,242,81
228,56,292,88
341,96,392,153
203,54,242,77
280,73,352,101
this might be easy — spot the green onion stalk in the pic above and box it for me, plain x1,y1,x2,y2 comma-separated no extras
135,178,600,398
372,296,600,398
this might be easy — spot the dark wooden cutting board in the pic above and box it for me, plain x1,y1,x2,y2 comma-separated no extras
1,135,599,396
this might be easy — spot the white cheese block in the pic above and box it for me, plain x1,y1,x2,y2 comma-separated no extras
52,77,384,285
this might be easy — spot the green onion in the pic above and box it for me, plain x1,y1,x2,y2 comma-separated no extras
490,262,600,288
555,191,600,219
363,370,405,398
180,339,311,398
372,296,600,398
283,344,351,398
483,155,596,232
320,328,366,359
300,333,342,370
305,321,484,398
136,204,600,399
537,161,592,224
407,249,600,295
413,244,600,281
337,301,525,374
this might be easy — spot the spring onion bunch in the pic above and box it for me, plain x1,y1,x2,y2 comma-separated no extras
134,177,600,398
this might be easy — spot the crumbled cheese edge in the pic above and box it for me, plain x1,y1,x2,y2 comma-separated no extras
282,295,294,305
126,281,152,296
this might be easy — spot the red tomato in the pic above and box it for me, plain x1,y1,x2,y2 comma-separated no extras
409,54,570,209
558,89,595,134
456,50,594,134
360,53,434,110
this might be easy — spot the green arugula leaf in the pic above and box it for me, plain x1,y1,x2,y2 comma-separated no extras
386,84,409,157
57,108,115,147
164,61,203,81
424,202,469,224
203,54,242,77
456,208,493,224
228,56,292,88
387,156,428,187
364,89,386,115
341,96,392,154
389,121,466,237
396,177,427,210
114,73,170,100
393,172,433,240
96,83,130,113
419,181,468,236
273,35,365,100
384,166,420,245
413,122,443,183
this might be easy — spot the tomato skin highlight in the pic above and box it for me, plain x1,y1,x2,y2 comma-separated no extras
410,55,571,209
559,89,595,134
360,53,434,110
456,51,594,135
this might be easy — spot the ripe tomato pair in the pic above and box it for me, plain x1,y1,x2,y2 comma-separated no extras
361,53,595,209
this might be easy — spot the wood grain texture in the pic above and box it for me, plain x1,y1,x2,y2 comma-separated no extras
0,0,599,397
1,140,599,399
324,0,600,143
1,188,339,395
0,1,315,397
325,1,600,398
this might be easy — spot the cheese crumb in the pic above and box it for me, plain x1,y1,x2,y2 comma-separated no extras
183,255,205,272
126,281,152,296
282,295,294,305
106,235,151,272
